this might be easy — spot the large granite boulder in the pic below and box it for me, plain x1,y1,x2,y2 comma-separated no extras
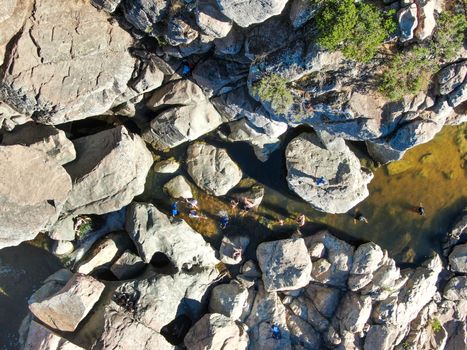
414,0,438,41
443,276,467,301
304,231,355,288
121,0,169,34
286,133,373,213
186,142,242,196
64,126,153,216
114,267,219,332
23,320,84,350
0,0,135,124
163,175,193,199
1,122,76,165
184,313,249,350
216,0,289,27
209,281,249,320
126,202,219,268
0,145,72,249
195,0,233,38
29,273,105,332
257,238,312,292
334,292,372,334
449,243,467,273
93,302,175,350
348,242,385,291
144,79,223,149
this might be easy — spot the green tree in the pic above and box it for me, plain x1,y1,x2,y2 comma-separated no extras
432,12,467,62
316,0,396,62
252,74,293,114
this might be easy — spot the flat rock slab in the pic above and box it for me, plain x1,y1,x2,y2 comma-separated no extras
187,142,242,196
0,145,72,249
0,0,135,124
29,273,105,332
64,126,153,216
23,320,84,350
257,238,312,292
286,132,373,214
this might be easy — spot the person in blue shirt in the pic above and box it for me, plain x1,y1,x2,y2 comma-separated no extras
315,176,327,186
171,202,179,217
219,214,229,229
271,324,281,340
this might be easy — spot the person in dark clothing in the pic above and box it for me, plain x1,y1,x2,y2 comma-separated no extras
271,324,281,340
354,212,368,224
417,203,425,216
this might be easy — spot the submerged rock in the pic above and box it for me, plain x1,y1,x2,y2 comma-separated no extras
257,238,312,292
184,313,249,350
187,142,242,196
64,126,153,216
29,273,105,332
0,145,72,249
0,0,135,124
126,202,219,268
286,133,373,214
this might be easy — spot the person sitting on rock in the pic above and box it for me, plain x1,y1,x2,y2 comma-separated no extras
315,176,327,186
171,202,179,217
240,197,255,215
181,61,194,77
219,212,229,229
417,203,425,216
230,199,239,209
354,212,368,224
232,247,242,261
189,210,207,220
296,214,306,227
271,324,281,340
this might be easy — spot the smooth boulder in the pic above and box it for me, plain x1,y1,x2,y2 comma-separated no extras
286,133,373,213
163,175,193,199
216,0,289,27
0,145,72,249
64,126,153,216
186,142,242,196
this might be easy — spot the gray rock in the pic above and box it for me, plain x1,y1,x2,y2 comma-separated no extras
289,0,319,28
304,283,341,319
209,281,249,320
414,0,437,40
257,238,312,292
192,58,249,96
184,313,249,350
122,0,169,34
437,62,467,95
0,0,32,66
64,126,153,216
308,242,325,259
0,145,72,249
187,142,242,196
195,0,233,38
114,267,219,332
93,302,174,350
219,235,250,265
23,320,84,350
398,3,418,42
310,258,332,284
444,276,467,302
163,175,193,199
1,122,76,165
153,158,180,173
75,232,130,274
304,231,355,288
289,295,330,332
348,242,384,291
144,80,223,149
286,133,373,214
165,14,199,46
110,250,146,280
245,282,292,350
286,311,323,349
448,80,467,108
126,202,219,268
216,0,289,27
0,0,136,124
0,101,31,132
449,243,467,273
335,292,372,333
29,273,105,332
364,325,399,350
91,0,121,13
28,269,74,307
231,183,265,208
214,27,244,55
442,211,467,256
52,241,75,256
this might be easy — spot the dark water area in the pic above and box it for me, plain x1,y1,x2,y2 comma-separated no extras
0,236,63,349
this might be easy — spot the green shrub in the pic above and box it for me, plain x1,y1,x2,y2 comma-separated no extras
316,0,396,62
252,74,293,114
432,12,467,62
431,318,443,333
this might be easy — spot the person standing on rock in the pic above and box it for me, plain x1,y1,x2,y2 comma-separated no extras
171,202,179,217
296,214,306,227
219,211,229,229
417,203,425,216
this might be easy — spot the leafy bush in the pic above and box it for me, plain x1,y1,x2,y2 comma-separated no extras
431,318,443,333
252,74,293,114
379,10,466,101
316,0,396,62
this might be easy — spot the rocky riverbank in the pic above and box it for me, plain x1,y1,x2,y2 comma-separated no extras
0,0,466,349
